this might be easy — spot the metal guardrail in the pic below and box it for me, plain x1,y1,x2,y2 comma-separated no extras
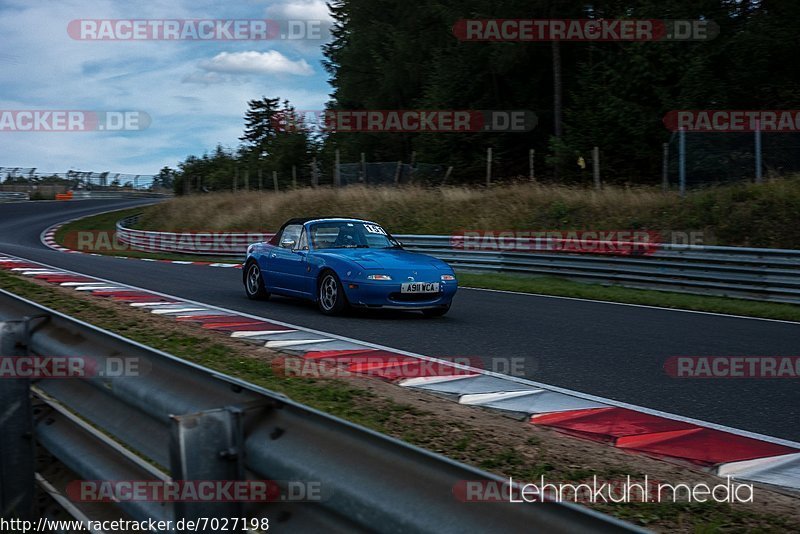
0,191,29,202
115,216,800,305
0,289,635,532
0,191,168,202
70,191,171,199
117,215,272,256
399,236,800,305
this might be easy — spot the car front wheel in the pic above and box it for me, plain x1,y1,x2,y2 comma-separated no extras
245,262,270,300
318,272,347,315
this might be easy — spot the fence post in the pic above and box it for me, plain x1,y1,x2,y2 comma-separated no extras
443,166,453,185
334,149,341,187
755,120,763,184
292,166,297,189
486,147,492,186
662,142,669,192
272,171,279,192
312,157,319,187
244,170,249,191
258,168,263,191
170,407,247,524
360,153,366,183
592,146,600,190
394,161,402,185
679,128,686,197
233,168,238,193
529,149,535,182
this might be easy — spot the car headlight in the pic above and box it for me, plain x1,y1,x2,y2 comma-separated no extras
441,274,456,281
367,274,392,280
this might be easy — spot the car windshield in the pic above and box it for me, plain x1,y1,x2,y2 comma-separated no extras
310,221,400,250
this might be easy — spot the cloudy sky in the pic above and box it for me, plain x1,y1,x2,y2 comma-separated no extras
0,0,332,175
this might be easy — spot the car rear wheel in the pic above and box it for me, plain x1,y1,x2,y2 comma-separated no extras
245,262,270,300
422,304,450,318
318,272,347,315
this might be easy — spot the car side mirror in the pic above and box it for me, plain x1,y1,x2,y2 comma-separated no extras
280,239,296,249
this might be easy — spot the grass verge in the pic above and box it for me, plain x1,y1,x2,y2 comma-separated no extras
0,269,798,532
137,178,800,249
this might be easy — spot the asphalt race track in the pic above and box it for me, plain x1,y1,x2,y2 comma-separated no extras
1,199,798,441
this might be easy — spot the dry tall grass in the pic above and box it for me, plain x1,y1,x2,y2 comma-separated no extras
138,177,800,248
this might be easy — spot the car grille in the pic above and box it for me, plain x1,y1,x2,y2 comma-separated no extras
388,292,441,302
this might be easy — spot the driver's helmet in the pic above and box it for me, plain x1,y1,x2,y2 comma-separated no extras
334,225,359,247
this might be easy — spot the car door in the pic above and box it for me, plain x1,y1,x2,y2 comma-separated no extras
283,227,314,296
268,225,310,295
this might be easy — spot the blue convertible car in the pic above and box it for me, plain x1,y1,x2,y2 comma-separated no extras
243,217,457,316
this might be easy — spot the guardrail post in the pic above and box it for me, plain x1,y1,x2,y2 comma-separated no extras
169,407,247,528
0,321,35,520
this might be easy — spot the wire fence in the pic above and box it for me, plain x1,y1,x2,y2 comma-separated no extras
664,132,800,190
0,167,157,190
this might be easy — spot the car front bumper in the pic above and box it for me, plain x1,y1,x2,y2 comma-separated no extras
341,278,457,309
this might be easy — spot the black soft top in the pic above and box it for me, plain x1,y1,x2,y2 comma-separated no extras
269,217,363,245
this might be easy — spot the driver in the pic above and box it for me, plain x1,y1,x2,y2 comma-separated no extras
333,225,360,247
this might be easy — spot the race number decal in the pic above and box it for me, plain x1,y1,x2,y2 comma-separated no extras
364,224,387,235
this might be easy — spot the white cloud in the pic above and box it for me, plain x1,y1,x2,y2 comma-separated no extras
265,0,332,22
199,50,313,76
0,0,329,173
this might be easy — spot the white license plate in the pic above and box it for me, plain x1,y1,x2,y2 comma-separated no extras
401,282,439,294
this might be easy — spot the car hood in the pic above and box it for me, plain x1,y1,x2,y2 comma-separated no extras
315,248,451,271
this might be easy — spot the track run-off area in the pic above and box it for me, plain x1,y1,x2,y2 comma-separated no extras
0,199,798,442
